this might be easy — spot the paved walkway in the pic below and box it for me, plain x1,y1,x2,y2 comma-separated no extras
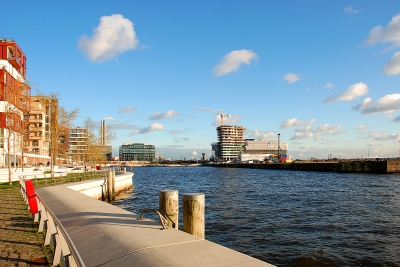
0,186,49,267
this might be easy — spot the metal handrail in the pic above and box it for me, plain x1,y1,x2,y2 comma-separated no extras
36,193,86,267
19,176,85,267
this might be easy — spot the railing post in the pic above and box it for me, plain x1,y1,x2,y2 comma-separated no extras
159,190,179,229
183,193,205,238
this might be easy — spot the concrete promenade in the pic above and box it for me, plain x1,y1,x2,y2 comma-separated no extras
0,186,49,266
36,184,274,266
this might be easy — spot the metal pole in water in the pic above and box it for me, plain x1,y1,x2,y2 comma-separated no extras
183,193,205,239
159,190,179,229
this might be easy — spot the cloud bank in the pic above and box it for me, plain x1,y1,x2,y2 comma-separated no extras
78,14,139,62
213,49,258,76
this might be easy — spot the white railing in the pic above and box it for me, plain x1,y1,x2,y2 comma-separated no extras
19,176,86,267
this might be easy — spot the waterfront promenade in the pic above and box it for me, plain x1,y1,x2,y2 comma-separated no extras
1,168,274,266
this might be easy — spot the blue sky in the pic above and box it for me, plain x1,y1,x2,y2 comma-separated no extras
2,1,400,160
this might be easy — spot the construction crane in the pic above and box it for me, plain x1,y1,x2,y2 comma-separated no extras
191,106,230,126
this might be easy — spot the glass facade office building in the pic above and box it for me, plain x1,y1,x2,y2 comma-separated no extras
119,143,155,161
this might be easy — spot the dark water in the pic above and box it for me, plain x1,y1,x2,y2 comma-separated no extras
113,166,400,267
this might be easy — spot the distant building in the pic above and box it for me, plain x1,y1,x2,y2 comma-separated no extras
68,127,88,162
212,125,246,161
242,138,289,161
239,153,273,162
119,143,155,161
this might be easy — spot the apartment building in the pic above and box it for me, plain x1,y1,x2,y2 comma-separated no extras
68,127,88,162
0,38,30,166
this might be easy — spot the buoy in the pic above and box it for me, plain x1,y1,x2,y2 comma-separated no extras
25,180,38,214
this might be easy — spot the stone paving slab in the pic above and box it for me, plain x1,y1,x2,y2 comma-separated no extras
0,187,49,267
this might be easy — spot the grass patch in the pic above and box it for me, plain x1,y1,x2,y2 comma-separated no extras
0,180,20,189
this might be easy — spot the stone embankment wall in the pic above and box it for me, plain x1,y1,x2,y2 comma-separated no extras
212,160,400,173
67,171,133,200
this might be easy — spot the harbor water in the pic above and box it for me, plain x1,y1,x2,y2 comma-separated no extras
113,166,400,267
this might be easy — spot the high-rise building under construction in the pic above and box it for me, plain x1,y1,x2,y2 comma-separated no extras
213,125,246,161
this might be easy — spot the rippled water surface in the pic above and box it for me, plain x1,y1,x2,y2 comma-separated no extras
113,166,400,266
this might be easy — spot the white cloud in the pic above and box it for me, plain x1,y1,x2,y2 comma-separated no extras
280,118,315,129
353,94,400,114
139,123,164,133
283,73,300,84
294,125,313,132
248,130,278,139
119,106,137,114
383,51,400,75
344,6,360,15
169,130,182,134
212,114,241,126
175,137,190,142
374,133,400,140
325,83,334,89
213,49,258,76
150,110,179,120
78,14,139,62
364,14,400,76
364,13,400,48
353,125,368,130
290,132,314,140
312,124,345,135
323,82,368,103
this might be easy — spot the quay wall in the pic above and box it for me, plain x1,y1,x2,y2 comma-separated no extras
67,171,133,199
211,160,400,173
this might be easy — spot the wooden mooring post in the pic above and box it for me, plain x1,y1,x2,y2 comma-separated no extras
159,190,179,229
183,193,205,239
107,171,115,202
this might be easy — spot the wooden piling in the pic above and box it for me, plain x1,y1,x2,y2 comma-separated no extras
111,170,115,201
159,190,179,229
183,193,205,239
107,171,114,202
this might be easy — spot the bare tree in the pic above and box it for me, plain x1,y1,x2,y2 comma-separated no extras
34,93,78,175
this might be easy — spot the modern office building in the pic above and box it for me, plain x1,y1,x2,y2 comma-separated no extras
119,143,155,161
0,38,30,166
212,125,246,161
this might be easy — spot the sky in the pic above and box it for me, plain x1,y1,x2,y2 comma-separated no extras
2,0,400,160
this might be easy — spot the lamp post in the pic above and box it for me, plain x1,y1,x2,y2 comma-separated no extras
278,133,281,160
